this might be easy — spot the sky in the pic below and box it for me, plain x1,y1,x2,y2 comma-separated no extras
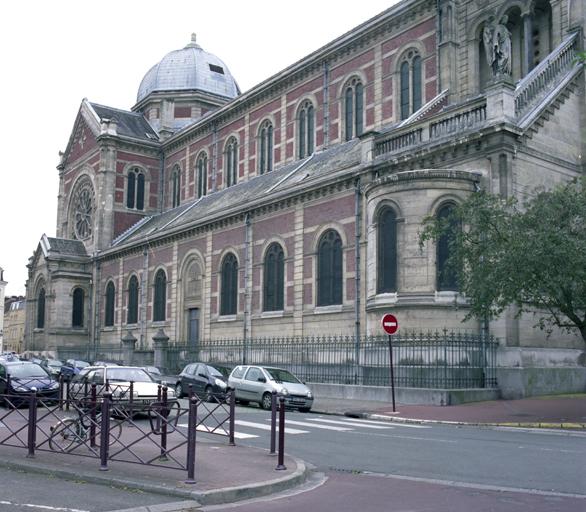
0,0,400,297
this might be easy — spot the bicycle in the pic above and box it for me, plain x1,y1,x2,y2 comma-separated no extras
49,402,123,452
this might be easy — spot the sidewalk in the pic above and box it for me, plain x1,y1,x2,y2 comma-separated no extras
312,393,586,429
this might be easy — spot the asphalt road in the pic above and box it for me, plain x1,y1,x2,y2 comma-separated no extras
225,406,586,496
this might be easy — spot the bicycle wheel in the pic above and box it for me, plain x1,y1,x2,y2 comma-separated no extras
49,418,81,452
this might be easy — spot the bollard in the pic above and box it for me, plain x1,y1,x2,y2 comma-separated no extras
128,381,134,421
27,389,38,458
229,389,236,446
185,397,198,484
160,386,168,461
188,384,193,401
269,390,277,455
99,393,111,471
90,384,98,448
275,396,287,470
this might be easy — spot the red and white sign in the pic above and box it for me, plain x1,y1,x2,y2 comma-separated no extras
381,313,399,335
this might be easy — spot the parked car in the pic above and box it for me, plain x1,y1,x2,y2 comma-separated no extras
228,365,313,412
70,365,176,412
175,362,229,401
60,359,90,381
0,360,59,407
41,359,64,377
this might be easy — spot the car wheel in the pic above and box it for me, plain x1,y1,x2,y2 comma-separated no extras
205,385,214,403
261,392,273,411
175,383,183,398
299,407,311,413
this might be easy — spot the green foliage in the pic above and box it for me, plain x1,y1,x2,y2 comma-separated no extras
419,178,586,343
574,51,586,64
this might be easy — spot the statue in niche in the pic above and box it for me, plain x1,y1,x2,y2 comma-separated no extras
483,15,512,77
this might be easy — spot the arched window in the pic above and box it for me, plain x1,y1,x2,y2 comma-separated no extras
104,281,115,327
72,288,84,328
196,153,208,199
36,288,45,329
377,207,398,293
220,253,238,315
225,137,238,188
263,243,284,311
344,78,364,141
153,269,167,322
436,204,459,291
258,120,274,174
298,100,315,159
317,230,343,306
400,51,423,120
171,166,181,208
127,275,139,324
126,168,145,210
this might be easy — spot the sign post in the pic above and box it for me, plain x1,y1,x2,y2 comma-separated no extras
381,313,399,412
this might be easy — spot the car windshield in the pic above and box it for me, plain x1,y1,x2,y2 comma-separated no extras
207,366,225,378
265,368,300,384
47,360,63,368
106,368,153,383
8,364,49,379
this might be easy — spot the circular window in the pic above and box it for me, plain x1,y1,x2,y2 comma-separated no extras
71,177,95,241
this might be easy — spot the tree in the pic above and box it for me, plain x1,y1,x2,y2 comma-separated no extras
419,178,586,343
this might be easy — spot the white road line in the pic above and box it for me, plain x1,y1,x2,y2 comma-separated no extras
0,501,89,512
272,419,353,431
235,420,308,434
307,418,392,429
177,423,259,439
336,417,430,429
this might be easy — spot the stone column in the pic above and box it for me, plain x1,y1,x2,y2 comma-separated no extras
522,13,533,78
152,328,169,371
121,330,137,366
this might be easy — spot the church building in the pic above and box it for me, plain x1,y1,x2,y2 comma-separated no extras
25,0,586,397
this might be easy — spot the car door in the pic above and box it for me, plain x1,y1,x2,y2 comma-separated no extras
181,364,198,394
242,367,265,402
193,364,210,395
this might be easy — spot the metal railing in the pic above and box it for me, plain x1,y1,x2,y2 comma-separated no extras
168,331,498,389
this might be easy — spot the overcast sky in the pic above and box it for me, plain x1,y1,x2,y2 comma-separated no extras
0,0,399,297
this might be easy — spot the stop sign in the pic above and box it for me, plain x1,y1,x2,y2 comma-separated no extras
381,313,399,335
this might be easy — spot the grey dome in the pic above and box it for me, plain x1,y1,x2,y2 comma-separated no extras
137,35,240,103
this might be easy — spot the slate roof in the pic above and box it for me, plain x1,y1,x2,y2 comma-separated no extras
91,103,159,142
45,237,88,257
113,139,362,247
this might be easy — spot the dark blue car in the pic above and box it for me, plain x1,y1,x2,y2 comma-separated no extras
59,359,90,381
0,361,60,407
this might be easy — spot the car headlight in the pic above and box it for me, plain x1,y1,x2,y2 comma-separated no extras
279,387,289,396
50,382,60,390
14,386,28,392
306,391,312,398
214,378,227,388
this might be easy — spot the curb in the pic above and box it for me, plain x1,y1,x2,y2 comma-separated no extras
0,454,310,508
345,411,586,430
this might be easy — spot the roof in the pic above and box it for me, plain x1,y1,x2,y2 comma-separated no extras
90,103,159,142
113,139,361,247
137,35,240,103
42,236,88,258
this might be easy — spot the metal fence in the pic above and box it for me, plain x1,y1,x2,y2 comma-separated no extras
168,331,499,389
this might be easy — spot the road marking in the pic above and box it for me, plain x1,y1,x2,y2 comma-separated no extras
339,417,430,429
273,419,353,431
178,423,259,439
308,418,393,429
235,420,308,434
0,501,89,512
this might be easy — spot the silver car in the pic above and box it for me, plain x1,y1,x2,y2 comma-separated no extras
228,365,313,412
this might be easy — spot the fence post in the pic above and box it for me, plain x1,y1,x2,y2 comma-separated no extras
27,389,38,458
229,389,236,446
159,386,168,461
99,393,112,471
65,379,71,411
276,397,286,470
185,397,197,484
90,384,98,448
270,390,277,455
58,374,64,410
